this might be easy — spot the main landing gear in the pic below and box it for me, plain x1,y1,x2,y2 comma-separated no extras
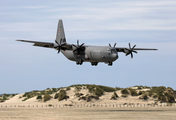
108,62,113,66
76,60,83,65
91,62,98,66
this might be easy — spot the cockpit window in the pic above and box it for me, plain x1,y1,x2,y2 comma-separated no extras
111,49,116,54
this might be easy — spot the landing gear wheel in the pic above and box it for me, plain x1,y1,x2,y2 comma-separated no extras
108,62,113,66
91,62,98,66
76,60,83,65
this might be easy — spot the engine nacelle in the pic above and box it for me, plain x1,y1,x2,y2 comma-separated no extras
124,48,130,55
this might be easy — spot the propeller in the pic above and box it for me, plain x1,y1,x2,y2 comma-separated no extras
109,43,117,48
72,40,85,55
124,43,137,58
54,39,66,54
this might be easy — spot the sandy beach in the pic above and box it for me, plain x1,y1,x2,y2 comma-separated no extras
0,107,176,120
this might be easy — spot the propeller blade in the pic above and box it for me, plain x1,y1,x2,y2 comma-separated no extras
133,51,137,54
129,43,131,49
72,40,85,55
77,40,79,46
125,43,137,58
72,44,78,48
132,45,136,50
80,43,85,47
131,53,133,58
55,40,59,45
126,52,130,56
109,43,111,47
114,43,116,48
58,49,60,54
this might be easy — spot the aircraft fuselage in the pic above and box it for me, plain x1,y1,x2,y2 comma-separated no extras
61,46,118,65
16,19,157,66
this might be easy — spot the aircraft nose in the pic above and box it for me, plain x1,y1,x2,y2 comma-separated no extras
111,53,118,60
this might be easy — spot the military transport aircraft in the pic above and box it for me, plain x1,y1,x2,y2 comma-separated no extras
17,19,157,66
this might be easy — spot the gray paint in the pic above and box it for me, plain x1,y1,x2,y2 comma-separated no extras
16,19,157,66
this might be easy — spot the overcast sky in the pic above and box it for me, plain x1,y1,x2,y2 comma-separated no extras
0,0,176,93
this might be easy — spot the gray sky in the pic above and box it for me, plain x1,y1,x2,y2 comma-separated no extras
0,0,176,93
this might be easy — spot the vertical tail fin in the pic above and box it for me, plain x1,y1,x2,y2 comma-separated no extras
56,19,66,44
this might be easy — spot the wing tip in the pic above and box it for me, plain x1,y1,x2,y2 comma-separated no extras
16,39,23,42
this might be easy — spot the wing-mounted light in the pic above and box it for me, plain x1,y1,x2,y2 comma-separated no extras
72,40,85,55
124,43,137,58
54,39,66,54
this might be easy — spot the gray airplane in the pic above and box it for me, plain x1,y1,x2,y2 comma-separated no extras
17,19,157,66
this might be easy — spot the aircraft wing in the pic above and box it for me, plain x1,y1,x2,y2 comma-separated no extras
115,47,158,52
16,40,54,48
16,39,73,50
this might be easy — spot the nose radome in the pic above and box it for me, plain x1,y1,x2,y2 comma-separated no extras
111,53,118,60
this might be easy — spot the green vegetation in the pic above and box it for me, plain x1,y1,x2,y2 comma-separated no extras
43,94,51,102
115,87,122,90
136,86,176,103
74,86,82,93
36,95,42,100
152,94,157,98
2,96,8,100
54,93,59,99
86,85,104,96
70,84,116,94
58,90,69,101
52,88,57,92
22,98,28,101
19,87,60,101
138,91,145,95
113,92,118,97
121,94,128,97
0,93,17,101
111,92,118,100
86,84,116,97
147,91,153,97
149,86,175,103
157,93,166,102
134,85,150,89
12,94,17,97
66,87,71,90
139,93,148,100
128,88,138,96
74,93,84,97
164,93,175,103
21,91,38,101
93,86,104,96
97,85,116,92
3,84,175,103
121,89,129,95
86,85,95,93
78,95,99,102
3,94,10,97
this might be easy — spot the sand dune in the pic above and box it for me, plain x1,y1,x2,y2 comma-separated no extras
1,85,175,107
